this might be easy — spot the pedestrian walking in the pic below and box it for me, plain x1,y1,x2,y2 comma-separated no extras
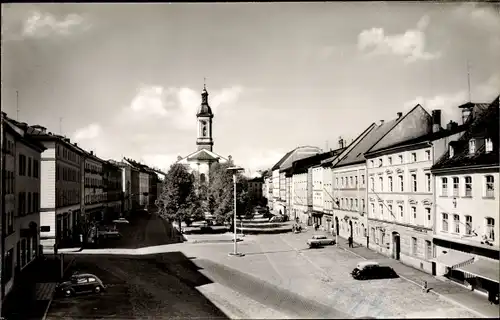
348,236,353,248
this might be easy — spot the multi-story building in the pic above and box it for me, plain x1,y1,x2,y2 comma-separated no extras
289,150,343,226
108,159,133,215
1,115,45,302
83,151,105,223
27,126,83,252
103,161,123,221
431,97,499,296
247,177,263,201
364,105,476,274
139,170,149,208
329,122,396,244
272,146,322,217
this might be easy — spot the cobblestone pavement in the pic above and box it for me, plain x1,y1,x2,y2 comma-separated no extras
173,231,479,319
36,283,57,301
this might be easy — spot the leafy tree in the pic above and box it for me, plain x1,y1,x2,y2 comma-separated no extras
207,162,253,225
157,163,204,232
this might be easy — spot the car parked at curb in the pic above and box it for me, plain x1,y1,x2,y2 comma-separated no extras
307,235,335,248
56,273,106,297
351,261,399,280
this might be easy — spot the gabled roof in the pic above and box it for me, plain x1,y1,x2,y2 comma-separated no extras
182,148,227,162
280,146,323,171
365,104,432,156
271,150,295,170
432,96,499,171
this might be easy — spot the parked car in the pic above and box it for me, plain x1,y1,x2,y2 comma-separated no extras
269,215,284,222
351,261,399,280
112,217,129,224
307,235,335,248
56,273,106,297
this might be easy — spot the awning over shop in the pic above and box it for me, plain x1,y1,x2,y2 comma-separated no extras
431,251,475,269
311,211,323,216
457,258,500,283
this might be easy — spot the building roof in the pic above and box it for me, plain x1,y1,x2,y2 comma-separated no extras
366,104,432,155
280,146,323,171
2,117,46,152
197,87,213,117
248,177,264,183
183,148,227,162
271,150,295,170
291,149,344,175
432,96,499,171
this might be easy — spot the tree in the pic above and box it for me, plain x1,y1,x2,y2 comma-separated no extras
156,163,204,232
207,162,253,225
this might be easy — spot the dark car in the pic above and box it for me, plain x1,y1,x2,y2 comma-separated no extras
56,273,106,297
351,261,399,280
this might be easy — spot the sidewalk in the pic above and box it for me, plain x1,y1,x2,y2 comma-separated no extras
334,236,499,318
1,255,75,320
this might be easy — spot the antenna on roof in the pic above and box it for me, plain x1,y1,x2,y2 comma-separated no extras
59,117,63,135
467,59,471,102
16,90,19,121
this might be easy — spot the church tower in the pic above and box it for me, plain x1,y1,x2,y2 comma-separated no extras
196,84,214,151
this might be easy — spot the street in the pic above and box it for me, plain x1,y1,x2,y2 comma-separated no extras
46,213,479,319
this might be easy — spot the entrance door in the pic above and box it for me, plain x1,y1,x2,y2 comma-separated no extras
432,262,436,276
392,232,401,260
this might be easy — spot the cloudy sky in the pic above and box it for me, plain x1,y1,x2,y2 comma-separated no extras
2,3,500,174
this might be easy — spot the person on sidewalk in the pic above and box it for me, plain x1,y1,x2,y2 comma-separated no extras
348,236,354,248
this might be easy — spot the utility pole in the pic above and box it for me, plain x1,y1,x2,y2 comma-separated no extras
16,90,19,121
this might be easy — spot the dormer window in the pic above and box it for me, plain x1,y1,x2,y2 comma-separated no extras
449,145,454,158
469,139,476,154
485,138,493,153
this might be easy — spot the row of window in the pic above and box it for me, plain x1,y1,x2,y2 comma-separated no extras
440,176,495,198
17,192,40,216
369,229,434,260
370,173,432,193
18,154,40,178
85,177,103,187
56,165,80,182
369,150,432,168
335,174,366,189
336,197,366,212
57,144,81,164
85,162,102,174
56,188,80,207
369,202,432,227
85,194,106,204
441,214,495,241
450,138,494,158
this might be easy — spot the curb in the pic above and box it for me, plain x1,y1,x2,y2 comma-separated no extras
339,246,490,319
189,238,244,244
42,257,76,320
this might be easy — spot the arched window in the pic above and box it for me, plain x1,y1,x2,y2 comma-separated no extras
200,173,206,184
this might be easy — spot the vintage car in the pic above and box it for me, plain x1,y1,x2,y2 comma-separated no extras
351,261,399,280
56,273,106,297
306,235,335,248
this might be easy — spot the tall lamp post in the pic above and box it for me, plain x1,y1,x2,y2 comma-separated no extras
227,166,245,257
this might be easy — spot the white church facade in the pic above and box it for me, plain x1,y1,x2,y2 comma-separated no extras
175,85,229,184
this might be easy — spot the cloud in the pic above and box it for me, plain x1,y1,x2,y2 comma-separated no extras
453,3,500,31
129,86,168,117
22,11,90,38
358,15,441,63
404,74,500,124
232,148,286,175
73,123,102,141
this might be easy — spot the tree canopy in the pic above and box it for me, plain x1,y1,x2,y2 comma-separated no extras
207,162,253,224
156,163,204,229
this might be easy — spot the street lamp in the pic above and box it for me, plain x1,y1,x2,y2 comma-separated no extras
227,166,245,257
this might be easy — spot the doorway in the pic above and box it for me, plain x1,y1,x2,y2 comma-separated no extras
392,232,401,260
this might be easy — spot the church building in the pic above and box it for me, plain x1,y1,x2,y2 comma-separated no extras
175,85,229,185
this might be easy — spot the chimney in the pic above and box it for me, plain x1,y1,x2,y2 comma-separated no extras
90,151,94,156
397,112,403,119
380,120,384,125
74,143,78,147
177,155,182,161
338,136,344,149
432,109,441,133
446,120,458,131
